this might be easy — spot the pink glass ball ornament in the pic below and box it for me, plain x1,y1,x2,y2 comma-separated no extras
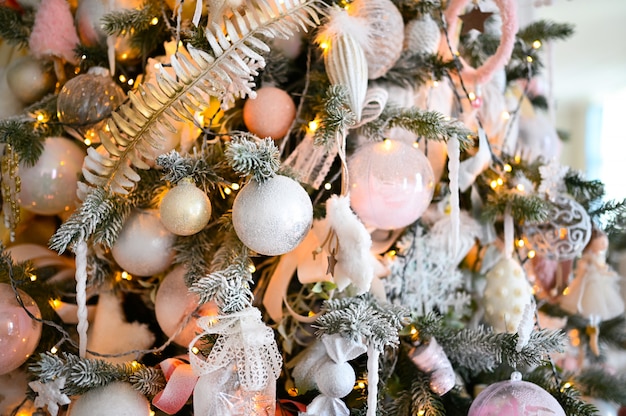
17,137,85,216
155,266,217,347
159,179,212,236
243,86,297,140
232,175,313,256
0,283,42,375
111,209,176,276
348,139,435,230
524,194,592,261
468,372,565,416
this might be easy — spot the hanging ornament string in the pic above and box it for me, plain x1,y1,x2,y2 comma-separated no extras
503,204,514,259
441,0,518,86
74,239,89,358
189,307,283,391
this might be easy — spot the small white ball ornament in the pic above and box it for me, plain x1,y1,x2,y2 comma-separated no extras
159,179,212,236
348,139,435,230
314,360,356,399
6,56,55,105
18,137,85,216
483,257,533,333
243,86,296,140
67,382,151,416
232,175,313,256
111,209,176,276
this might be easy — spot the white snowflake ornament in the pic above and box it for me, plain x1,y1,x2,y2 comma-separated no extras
28,377,71,416
537,160,568,199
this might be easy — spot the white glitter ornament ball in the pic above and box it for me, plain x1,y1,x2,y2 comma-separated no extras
404,14,441,55
483,257,533,333
232,175,313,256
67,382,151,416
348,139,435,230
243,87,296,140
18,137,85,216
6,56,55,105
524,194,592,261
349,0,404,79
155,266,217,347
314,360,356,399
0,284,42,375
111,209,176,276
159,179,212,236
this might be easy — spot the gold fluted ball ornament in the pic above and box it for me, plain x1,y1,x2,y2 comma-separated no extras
159,178,212,236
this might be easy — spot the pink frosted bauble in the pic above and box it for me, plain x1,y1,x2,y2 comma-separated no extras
0,283,42,375
18,137,85,216
348,140,435,230
68,382,151,416
111,210,176,276
232,175,313,256
243,87,296,140
155,266,217,346
469,374,565,416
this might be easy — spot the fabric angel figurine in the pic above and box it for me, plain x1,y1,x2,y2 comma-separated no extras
560,228,625,355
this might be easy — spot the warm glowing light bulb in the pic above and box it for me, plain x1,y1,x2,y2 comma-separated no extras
527,250,536,259
490,180,498,189
84,138,92,146
191,346,200,354
532,40,542,49
501,111,510,120
308,120,319,132
503,163,512,172
516,239,525,248
119,74,127,83
516,183,525,192
150,17,159,25
50,346,58,354
121,271,132,280
496,178,504,186
249,264,256,273
231,183,240,191
468,91,476,101
29,274,37,281
224,187,232,195
319,41,329,50
324,182,332,190
432,80,439,87
526,55,534,63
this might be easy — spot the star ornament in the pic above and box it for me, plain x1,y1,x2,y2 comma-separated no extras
459,7,494,35
28,377,71,416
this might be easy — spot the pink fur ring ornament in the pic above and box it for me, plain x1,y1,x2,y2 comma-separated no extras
442,0,518,86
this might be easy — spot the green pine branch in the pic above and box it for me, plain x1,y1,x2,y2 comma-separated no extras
314,293,410,351
0,5,34,47
382,373,446,416
30,352,165,397
526,366,598,416
482,191,552,224
381,52,456,88
362,106,473,150
573,367,626,406
224,135,281,183
313,84,357,147
516,20,575,44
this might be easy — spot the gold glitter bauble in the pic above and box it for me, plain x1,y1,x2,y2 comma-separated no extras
159,179,212,236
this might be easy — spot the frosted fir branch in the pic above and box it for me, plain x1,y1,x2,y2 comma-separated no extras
48,188,118,254
101,2,162,35
224,135,280,183
362,106,473,150
382,373,446,416
173,230,215,284
314,293,410,351
156,150,224,189
313,85,357,147
30,352,165,397
526,366,598,416
482,191,552,224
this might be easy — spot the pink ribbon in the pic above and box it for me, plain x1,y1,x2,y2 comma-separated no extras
152,358,199,414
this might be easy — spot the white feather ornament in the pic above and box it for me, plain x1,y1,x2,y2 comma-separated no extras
317,8,369,121
348,0,404,79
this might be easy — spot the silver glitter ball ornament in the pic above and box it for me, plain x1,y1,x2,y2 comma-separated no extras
232,175,313,256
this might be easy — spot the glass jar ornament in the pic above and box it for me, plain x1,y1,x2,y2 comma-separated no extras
159,178,212,236
56,67,126,144
468,371,565,416
111,209,176,276
17,137,85,216
523,194,592,261
0,283,42,375
232,175,313,256
348,139,435,230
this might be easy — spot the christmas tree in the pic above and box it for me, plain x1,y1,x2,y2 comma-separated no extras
0,0,625,415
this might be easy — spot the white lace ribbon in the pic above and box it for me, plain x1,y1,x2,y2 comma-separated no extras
189,307,282,391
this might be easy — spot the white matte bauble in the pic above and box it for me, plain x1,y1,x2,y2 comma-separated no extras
404,14,441,55
6,56,55,104
232,175,313,256
155,266,217,346
348,139,435,230
159,180,212,236
67,382,151,416
18,137,85,216
111,209,176,276
483,257,533,333
314,360,356,399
